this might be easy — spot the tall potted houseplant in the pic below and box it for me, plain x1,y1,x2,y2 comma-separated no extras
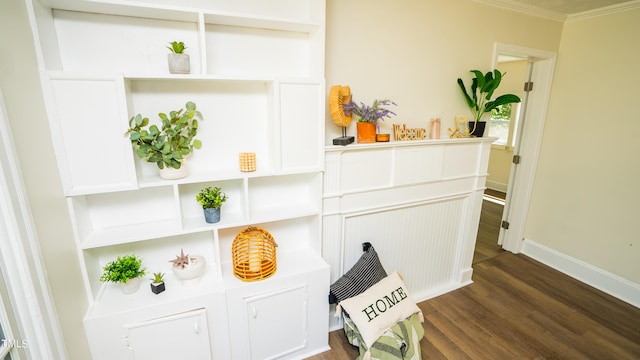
126,101,202,179
166,41,190,74
99,254,147,294
457,69,521,137
196,186,228,223
344,98,397,143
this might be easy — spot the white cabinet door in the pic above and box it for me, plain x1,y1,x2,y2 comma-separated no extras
236,284,308,360
44,74,136,195
125,308,211,360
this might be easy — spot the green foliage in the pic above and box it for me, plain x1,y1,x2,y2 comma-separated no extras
196,186,228,209
166,41,187,54
151,272,165,283
126,101,203,170
100,254,146,283
457,69,521,123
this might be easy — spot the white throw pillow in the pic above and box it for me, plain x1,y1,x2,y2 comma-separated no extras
337,271,422,349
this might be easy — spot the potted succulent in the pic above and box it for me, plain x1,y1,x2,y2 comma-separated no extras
99,254,147,294
166,41,190,74
169,249,205,286
150,272,166,294
344,98,397,143
457,69,521,137
125,101,203,180
196,186,228,223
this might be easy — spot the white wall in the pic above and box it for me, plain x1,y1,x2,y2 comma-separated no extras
525,8,640,284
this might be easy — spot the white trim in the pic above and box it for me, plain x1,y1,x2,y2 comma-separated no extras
522,239,640,309
567,0,640,21
0,89,68,359
471,0,567,22
473,0,640,22
491,43,556,254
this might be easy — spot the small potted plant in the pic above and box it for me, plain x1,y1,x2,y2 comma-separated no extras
125,101,203,180
150,272,166,294
457,69,521,137
99,254,147,294
169,249,205,286
196,186,228,223
344,98,397,143
166,41,190,74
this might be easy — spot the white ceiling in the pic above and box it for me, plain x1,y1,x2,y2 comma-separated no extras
474,0,640,21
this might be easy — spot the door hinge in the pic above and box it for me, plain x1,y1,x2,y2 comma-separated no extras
524,81,534,92
501,220,510,230
512,155,521,164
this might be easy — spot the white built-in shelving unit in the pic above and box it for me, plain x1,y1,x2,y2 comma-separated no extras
27,0,329,358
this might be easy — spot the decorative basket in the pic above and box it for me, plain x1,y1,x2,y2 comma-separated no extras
232,226,277,281
239,152,256,172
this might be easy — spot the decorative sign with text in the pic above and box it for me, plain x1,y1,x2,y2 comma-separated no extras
393,124,427,141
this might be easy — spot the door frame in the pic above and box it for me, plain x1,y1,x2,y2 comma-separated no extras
491,43,557,253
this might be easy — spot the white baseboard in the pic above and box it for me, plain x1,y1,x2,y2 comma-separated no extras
521,238,640,309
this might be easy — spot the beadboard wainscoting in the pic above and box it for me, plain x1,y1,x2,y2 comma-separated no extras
323,138,494,329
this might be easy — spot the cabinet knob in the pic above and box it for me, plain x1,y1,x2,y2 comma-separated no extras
194,321,200,334
252,306,257,318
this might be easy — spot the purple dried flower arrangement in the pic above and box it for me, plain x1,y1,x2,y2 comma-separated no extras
344,98,397,124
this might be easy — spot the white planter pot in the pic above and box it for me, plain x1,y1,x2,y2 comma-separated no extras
121,277,142,294
167,53,190,74
158,163,188,180
172,255,205,286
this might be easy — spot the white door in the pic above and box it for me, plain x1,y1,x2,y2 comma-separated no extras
125,308,211,360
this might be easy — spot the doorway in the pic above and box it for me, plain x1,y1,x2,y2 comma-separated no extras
487,43,557,253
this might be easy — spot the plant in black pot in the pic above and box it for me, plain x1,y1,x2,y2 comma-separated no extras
125,101,202,180
196,186,228,224
150,272,166,295
457,69,521,137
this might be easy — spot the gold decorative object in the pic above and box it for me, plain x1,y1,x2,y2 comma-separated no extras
239,152,256,172
329,85,355,145
448,115,470,138
232,226,278,282
393,124,427,141
376,133,390,142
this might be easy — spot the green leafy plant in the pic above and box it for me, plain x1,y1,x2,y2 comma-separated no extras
457,69,521,129
151,272,165,283
99,254,146,283
196,186,228,209
125,101,202,170
166,41,187,54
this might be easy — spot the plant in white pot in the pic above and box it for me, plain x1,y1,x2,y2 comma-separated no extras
99,254,147,294
457,69,521,137
169,249,205,286
196,186,228,224
125,101,202,180
166,41,190,74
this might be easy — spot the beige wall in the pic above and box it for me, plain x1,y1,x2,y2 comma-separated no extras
525,8,640,283
0,0,90,359
325,0,563,143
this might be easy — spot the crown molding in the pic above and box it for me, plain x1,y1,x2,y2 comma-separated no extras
471,0,567,22
567,0,640,21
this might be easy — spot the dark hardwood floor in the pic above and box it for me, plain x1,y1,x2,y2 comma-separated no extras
308,191,640,359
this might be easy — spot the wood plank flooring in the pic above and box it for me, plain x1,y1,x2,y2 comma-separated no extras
307,192,640,359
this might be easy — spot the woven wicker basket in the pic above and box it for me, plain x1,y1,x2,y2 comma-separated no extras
239,152,256,172
232,226,277,281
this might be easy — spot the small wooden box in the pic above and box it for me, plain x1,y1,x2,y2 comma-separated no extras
239,152,256,172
